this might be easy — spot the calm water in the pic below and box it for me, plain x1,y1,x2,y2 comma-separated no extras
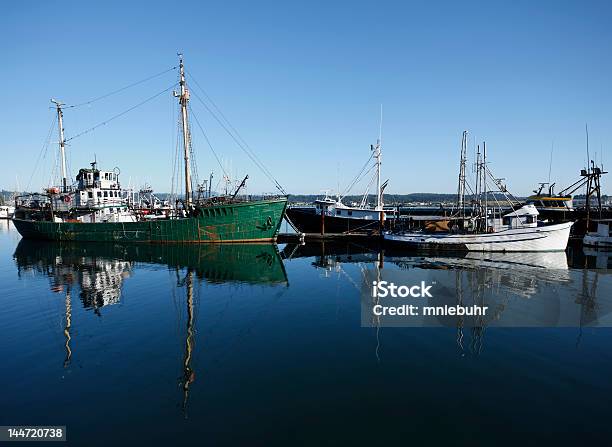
1,219,612,445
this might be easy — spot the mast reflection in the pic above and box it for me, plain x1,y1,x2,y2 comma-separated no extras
14,240,288,408
177,269,197,417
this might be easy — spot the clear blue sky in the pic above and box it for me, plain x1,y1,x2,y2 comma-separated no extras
1,0,611,196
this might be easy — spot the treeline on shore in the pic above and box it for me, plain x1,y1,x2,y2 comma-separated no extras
2,189,607,206
287,192,608,205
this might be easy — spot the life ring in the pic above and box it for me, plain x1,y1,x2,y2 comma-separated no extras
63,195,71,203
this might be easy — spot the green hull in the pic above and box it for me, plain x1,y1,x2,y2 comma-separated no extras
13,198,287,243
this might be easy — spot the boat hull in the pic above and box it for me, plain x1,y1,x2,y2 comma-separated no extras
384,221,574,252
12,198,287,243
286,207,386,234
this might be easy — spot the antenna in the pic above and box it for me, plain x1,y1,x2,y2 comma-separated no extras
548,140,554,184
378,104,383,145
586,123,590,173
374,105,383,210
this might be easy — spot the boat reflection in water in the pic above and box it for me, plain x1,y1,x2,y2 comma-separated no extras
15,241,133,312
283,242,612,353
13,240,288,415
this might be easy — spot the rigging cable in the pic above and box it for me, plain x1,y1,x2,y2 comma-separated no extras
188,105,230,181
64,66,178,109
26,114,57,192
185,72,286,194
340,151,375,198
65,83,178,143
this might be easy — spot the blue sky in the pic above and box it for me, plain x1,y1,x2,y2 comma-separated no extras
1,0,611,196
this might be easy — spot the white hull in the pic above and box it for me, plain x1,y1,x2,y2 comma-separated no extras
385,221,573,252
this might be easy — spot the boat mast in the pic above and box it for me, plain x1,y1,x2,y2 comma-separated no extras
374,105,383,210
457,131,468,219
175,53,193,208
51,99,68,192
483,141,488,230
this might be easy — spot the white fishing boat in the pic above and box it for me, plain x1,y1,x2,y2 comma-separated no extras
583,220,612,249
385,133,574,252
385,205,573,252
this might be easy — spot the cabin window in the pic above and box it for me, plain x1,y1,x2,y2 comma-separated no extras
104,191,108,197
88,192,93,199
97,192,101,197
525,215,536,224
337,210,342,215
348,210,353,216
502,216,512,225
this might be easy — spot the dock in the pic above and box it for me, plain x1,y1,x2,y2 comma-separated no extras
277,232,381,244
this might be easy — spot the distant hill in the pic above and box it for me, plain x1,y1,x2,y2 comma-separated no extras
288,193,526,205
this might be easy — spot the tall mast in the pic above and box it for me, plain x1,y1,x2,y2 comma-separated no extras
483,141,488,230
51,99,68,192
375,105,383,210
174,53,193,207
457,130,468,219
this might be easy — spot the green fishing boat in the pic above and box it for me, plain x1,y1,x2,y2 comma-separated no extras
13,54,288,243
12,198,287,242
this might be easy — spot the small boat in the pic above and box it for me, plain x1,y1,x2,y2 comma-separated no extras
130,184,174,220
583,220,612,249
0,205,15,219
525,182,574,218
286,109,391,235
385,205,573,252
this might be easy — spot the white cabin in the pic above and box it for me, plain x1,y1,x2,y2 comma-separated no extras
488,204,539,231
314,195,385,221
48,163,136,223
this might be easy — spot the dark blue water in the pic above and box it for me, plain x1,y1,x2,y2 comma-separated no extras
1,219,612,446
